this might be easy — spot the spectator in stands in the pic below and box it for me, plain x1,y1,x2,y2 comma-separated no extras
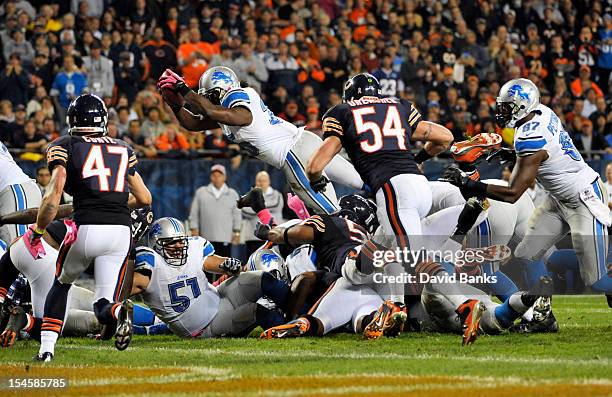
141,107,165,140
41,117,59,141
278,100,305,127
189,164,241,258
50,55,87,109
204,128,231,154
35,165,51,195
266,41,298,96
26,85,47,116
3,29,34,66
115,106,131,135
296,43,325,92
574,119,612,160
240,170,284,257
320,44,346,93
209,43,237,70
0,53,30,106
12,119,47,155
571,65,604,98
155,123,190,158
82,40,114,98
123,119,157,158
178,27,215,88
234,42,268,93
4,104,26,147
114,51,141,104
142,26,177,80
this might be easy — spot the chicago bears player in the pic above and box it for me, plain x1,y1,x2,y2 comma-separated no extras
31,94,152,362
443,78,612,294
131,217,290,338
307,73,453,257
0,141,42,243
157,66,363,215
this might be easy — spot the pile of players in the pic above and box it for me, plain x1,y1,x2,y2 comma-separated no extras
0,66,610,362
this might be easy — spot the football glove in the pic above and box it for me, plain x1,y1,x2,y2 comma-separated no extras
157,69,191,96
310,175,330,193
219,257,242,275
439,165,488,200
254,222,271,241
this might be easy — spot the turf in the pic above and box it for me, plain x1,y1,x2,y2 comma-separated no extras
1,295,611,396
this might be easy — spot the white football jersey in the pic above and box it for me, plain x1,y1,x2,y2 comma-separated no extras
135,236,219,337
513,104,598,201
0,142,30,192
219,87,302,168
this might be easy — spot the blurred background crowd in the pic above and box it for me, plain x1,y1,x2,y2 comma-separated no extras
0,0,610,162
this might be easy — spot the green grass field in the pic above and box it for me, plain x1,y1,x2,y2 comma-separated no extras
2,295,611,396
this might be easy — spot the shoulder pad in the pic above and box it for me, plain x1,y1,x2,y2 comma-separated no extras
221,88,251,108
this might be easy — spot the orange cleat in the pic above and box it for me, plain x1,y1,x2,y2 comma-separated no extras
363,300,408,340
451,133,503,163
456,299,485,346
261,317,310,339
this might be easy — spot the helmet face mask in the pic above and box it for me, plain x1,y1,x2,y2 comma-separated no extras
495,101,520,128
66,94,108,136
148,217,189,267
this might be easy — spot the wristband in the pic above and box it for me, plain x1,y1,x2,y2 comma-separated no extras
414,148,433,164
34,226,45,235
176,82,192,96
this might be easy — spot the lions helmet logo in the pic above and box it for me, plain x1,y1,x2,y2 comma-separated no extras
211,71,234,85
261,253,278,269
507,84,530,100
150,223,161,237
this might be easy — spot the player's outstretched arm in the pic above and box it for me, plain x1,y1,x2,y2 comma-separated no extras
203,255,242,275
412,121,454,157
257,223,315,246
127,171,153,209
174,107,220,131
306,136,342,182
183,91,253,126
0,204,73,226
35,165,67,230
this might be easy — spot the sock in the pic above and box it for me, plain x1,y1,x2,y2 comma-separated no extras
25,315,42,341
493,298,521,328
93,298,119,325
261,272,290,309
523,259,549,289
489,270,519,301
591,275,612,293
133,304,155,326
257,209,273,225
255,304,285,330
39,330,59,355
383,262,405,304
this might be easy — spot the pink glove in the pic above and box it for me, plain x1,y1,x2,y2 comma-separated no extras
158,69,185,90
287,193,310,220
23,225,46,259
62,219,78,247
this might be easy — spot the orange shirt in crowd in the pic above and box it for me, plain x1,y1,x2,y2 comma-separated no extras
182,59,209,88
155,131,190,151
297,57,325,83
570,78,604,98
177,41,217,64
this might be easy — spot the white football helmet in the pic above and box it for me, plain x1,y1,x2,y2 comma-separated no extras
147,217,188,267
198,66,240,104
495,78,540,128
247,249,288,281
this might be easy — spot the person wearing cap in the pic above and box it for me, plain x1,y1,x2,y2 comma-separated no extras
27,51,53,90
49,55,87,109
0,53,30,107
82,40,114,98
570,64,604,98
278,100,306,127
142,26,177,81
189,164,242,258
3,29,34,66
573,118,611,160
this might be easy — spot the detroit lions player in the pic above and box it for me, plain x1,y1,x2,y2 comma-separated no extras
0,142,42,243
131,217,290,338
443,78,611,293
157,66,364,215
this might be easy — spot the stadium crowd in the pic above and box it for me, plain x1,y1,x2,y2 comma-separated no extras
0,0,610,161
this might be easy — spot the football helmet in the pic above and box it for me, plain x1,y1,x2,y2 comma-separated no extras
338,194,378,234
247,248,288,281
131,206,154,243
198,66,241,105
343,73,381,102
147,217,188,267
66,94,108,136
495,78,540,128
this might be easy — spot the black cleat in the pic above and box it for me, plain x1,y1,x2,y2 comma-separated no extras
115,299,134,351
33,352,54,362
606,294,612,309
236,187,266,212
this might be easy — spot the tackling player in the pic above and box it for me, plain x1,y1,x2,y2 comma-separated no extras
442,78,612,294
157,66,364,215
32,94,152,362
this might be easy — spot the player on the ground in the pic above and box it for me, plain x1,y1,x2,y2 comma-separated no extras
157,66,364,215
0,141,42,243
131,217,290,338
442,78,612,294
31,93,152,362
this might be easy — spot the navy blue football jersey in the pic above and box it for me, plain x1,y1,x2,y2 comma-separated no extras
322,97,422,192
46,135,137,226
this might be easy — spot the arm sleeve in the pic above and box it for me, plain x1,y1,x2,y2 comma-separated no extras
514,125,547,157
401,99,423,128
300,215,326,243
134,247,156,274
322,105,346,140
127,145,137,175
46,138,70,171
202,238,215,257
220,88,250,109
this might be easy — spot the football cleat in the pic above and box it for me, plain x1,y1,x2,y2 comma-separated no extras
511,312,559,334
451,133,503,163
463,244,511,263
236,187,266,212
456,299,485,346
363,300,407,340
606,294,611,309
114,299,134,351
1,305,28,347
33,352,54,362
260,317,310,339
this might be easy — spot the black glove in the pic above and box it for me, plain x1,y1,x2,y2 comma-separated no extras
439,165,488,200
310,175,330,193
254,222,271,241
238,141,260,156
486,147,516,164
219,257,242,275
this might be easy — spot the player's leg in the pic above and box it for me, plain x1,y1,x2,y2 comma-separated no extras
89,225,133,350
0,180,42,242
283,150,339,215
0,247,20,307
563,182,611,292
217,270,290,310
